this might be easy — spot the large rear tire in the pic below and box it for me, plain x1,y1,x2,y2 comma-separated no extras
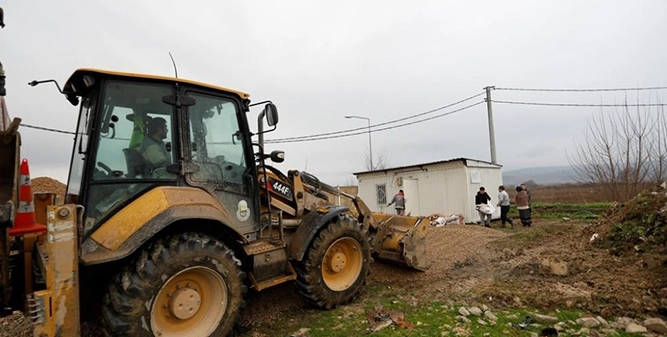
101,233,246,337
295,214,371,309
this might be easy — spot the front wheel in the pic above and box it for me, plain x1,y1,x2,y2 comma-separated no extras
101,233,246,337
296,214,371,309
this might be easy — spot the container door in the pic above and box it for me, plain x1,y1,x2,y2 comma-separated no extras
402,179,421,216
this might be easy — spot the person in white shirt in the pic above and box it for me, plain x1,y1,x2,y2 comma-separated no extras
497,185,514,228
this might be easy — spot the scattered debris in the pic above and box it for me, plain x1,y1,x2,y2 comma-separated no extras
625,322,648,333
589,233,599,242
553,322,568,331
540,258,569,276
515,316,534,329
533,314,558,323
452,257,477,270
428,213,465,227
575,316,600,328
644,317,667,334
365,307,413,332
483,310,497,322
289,327,311,337
595,315,608,327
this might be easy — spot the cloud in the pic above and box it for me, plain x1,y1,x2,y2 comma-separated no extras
2,0,666,187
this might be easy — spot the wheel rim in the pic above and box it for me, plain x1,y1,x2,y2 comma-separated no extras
321,237,363,291
151,266,227,337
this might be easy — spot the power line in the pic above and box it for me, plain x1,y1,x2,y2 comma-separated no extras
16,100,486,143
495,86,667,92
16,94,485,141
267,91,486,142
266,100,485,144
20,123,75,135
491,100,667,107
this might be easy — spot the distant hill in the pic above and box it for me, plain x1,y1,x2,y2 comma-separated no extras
503,166,579,186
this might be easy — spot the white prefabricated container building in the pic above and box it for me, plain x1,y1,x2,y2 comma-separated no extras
354,158,503,223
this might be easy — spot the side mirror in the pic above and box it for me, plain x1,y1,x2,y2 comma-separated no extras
264,103,279,126
270,150,285,163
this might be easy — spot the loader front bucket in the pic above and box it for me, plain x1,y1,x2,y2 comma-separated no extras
370,213,428,271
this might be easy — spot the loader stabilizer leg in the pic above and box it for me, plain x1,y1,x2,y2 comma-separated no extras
0,118,21,312
0,203,11,312
31,204,80,337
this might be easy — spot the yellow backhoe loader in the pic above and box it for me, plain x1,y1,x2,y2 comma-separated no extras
0,17,427,337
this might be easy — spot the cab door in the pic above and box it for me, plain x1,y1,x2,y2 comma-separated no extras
184,91,259,235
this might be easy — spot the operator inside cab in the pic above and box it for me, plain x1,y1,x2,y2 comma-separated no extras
141,117,175,179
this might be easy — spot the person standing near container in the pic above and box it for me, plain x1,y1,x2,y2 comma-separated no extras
520,183,532,206
515,186,532,227
497,185,514,228
388,190,406,215
475,187,492,227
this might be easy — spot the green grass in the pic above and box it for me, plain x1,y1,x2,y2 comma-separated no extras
508,202,613,220
242,288,645,337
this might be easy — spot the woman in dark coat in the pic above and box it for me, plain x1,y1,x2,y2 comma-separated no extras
515,186,532,226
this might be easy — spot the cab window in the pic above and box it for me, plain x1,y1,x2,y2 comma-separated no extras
93,81,175,180
188,93,245,184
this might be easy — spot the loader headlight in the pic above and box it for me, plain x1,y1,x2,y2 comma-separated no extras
82,75,95,88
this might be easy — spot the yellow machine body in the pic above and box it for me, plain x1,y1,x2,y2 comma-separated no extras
0,65,428,337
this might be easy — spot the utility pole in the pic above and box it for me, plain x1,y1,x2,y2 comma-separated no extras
484,86,497,164
345,115,373,170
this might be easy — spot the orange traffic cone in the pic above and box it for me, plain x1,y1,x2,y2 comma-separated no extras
9,159,47,236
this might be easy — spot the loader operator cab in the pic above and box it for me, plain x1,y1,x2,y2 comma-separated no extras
60,69,275,239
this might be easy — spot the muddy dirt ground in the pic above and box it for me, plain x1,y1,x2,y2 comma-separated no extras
236,220,667,334
2,219,665,336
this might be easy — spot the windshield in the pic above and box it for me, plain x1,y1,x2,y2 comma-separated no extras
82,81,175,233
92,81,175,180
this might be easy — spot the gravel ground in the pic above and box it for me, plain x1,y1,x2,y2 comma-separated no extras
370,224,507,285
0,311,32,337
6,220,661,336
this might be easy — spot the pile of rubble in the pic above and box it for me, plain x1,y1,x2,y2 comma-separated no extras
594,186,667,255
30,177,66,197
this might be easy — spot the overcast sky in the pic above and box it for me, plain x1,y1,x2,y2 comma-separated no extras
2,1,666,186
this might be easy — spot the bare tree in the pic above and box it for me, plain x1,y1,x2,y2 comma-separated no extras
569,99,665,201
648,98,667,183
363,150,390,171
